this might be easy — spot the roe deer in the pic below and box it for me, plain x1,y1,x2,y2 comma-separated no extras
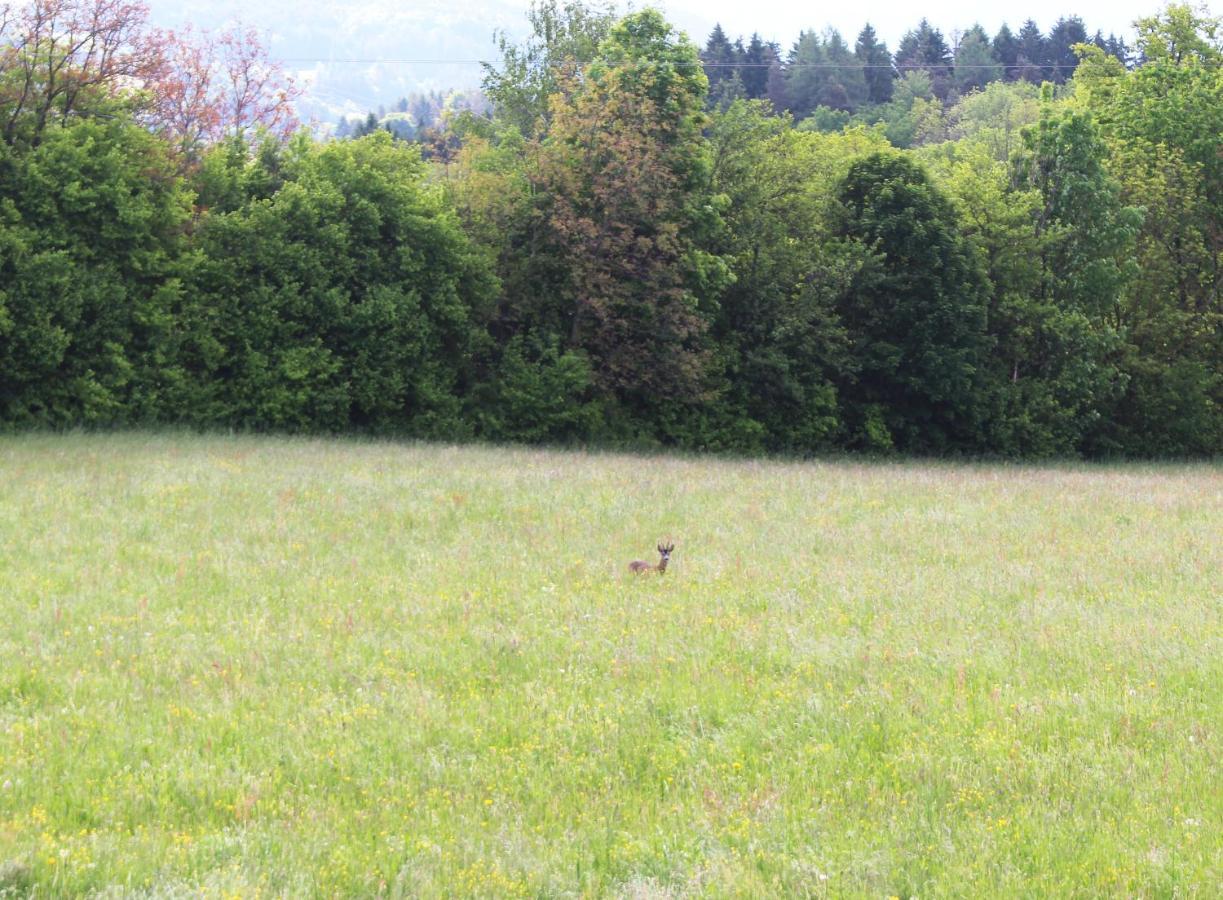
629,542,674,575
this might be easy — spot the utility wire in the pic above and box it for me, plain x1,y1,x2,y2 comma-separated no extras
278,58,1106,69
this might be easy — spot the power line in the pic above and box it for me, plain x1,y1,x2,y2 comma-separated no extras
282,58,490,64
278,58,1108,70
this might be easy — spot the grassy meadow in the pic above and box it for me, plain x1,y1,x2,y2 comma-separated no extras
0,433,1219,897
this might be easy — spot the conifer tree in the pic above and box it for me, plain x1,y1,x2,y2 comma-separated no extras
993,23,1021,79
896,19,954,100
856,24,895,104
954,24,1002,94
1048,16,1089,83
741,33,773,100
1016,20,1049,83
702,24,738,93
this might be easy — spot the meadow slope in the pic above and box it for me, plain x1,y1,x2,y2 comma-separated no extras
0,434,1220,896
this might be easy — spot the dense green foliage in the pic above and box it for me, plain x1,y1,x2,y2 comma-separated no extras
832,152,990,451
0,119,192,426
0,3,1219,456
171,135,496,435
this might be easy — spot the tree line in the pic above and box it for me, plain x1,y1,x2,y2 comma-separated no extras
1,0,1219,456
700,16,1133,121
335,90,490,142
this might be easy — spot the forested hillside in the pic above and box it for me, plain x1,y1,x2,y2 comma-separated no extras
695,16,1132,133
1,0,1219,456
144,0,520,123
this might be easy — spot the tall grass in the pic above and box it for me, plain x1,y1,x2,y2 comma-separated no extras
1,433,1219,896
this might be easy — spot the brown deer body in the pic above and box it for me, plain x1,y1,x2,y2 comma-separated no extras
629,542,674,574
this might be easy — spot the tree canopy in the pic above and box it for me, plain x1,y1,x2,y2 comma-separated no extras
1,1,1218,457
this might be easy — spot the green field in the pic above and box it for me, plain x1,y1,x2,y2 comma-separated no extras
0,434,1219,897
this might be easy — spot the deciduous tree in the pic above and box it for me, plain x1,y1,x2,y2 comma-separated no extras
832,152,990,450
481,0,617,137
530,10,730,416
147,23,300,161
0,0,158,146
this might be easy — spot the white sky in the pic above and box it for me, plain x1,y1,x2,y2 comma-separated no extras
650,0,1220,50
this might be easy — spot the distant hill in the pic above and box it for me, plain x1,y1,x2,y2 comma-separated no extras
146,2,1148,130
147,0,525,125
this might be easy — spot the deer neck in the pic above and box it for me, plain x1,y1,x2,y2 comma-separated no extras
656,556,669,574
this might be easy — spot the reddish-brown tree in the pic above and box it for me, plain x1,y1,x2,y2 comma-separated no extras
1,0,158,143
147,23,301,159
1,0,299,155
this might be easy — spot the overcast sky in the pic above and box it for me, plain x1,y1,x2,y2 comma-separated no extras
650,0,1216,50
